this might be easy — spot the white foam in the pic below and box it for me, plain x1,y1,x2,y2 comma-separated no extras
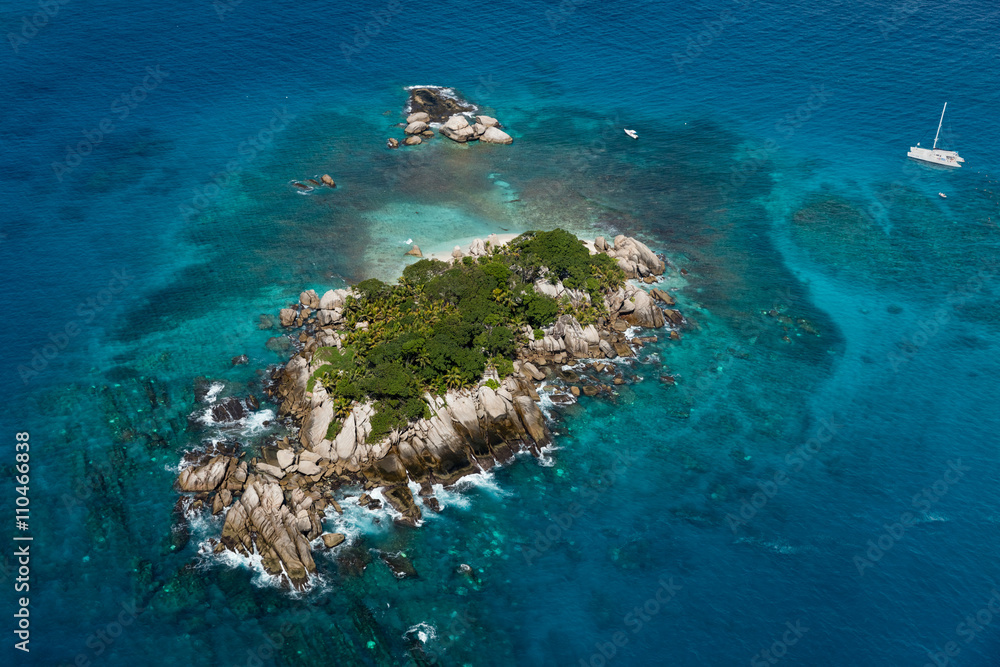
537,386,575,417
201,541,328,596
450,469,512,499
410,480,471,513
204,382,225,403
241,408,275,434
403,622,437,645
196,405,216,426
321,492,394,545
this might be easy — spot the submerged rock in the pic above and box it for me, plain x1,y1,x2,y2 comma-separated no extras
378,550,418,579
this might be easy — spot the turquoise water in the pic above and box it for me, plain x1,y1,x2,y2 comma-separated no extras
2,0,1000,664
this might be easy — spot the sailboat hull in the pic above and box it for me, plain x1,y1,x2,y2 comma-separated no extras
907,146,963,168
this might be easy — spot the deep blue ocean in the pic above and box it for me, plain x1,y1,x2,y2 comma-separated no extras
2,0,1000,664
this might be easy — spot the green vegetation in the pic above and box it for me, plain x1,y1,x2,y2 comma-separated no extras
310,229,626,442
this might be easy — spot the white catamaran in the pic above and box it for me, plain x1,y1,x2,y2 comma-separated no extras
907,103,964,168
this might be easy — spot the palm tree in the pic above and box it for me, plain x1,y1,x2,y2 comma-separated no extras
443,367,464,390
333,396,354,420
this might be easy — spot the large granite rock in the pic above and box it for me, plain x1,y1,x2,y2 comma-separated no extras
221,477,317,589
299,290,320,309
301,397,334,450
405,121,428,135
443,115,470,131
480,127,513,144
622,289,665,328
319,288,349,310
601,235,665,278
176,456,232,492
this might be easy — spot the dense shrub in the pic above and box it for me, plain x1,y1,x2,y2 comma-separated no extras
312,228,622,441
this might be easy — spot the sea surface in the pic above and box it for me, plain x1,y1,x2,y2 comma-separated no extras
2,0,1000,665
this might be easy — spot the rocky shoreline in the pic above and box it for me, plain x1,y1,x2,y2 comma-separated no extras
175,233,683,589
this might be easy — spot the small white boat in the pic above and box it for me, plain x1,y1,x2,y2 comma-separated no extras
938,192,947,198
907,103,964,168
624,128,638,140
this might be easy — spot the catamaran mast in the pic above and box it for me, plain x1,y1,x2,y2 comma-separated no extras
933,102,947,149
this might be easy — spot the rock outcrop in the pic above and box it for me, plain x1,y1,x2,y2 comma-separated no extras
406,87,476,123
395,87,512,148
595,235,665,279
220,476,318,589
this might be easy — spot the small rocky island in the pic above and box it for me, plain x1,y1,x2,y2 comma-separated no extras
175,230,683,589
387,86,513,148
